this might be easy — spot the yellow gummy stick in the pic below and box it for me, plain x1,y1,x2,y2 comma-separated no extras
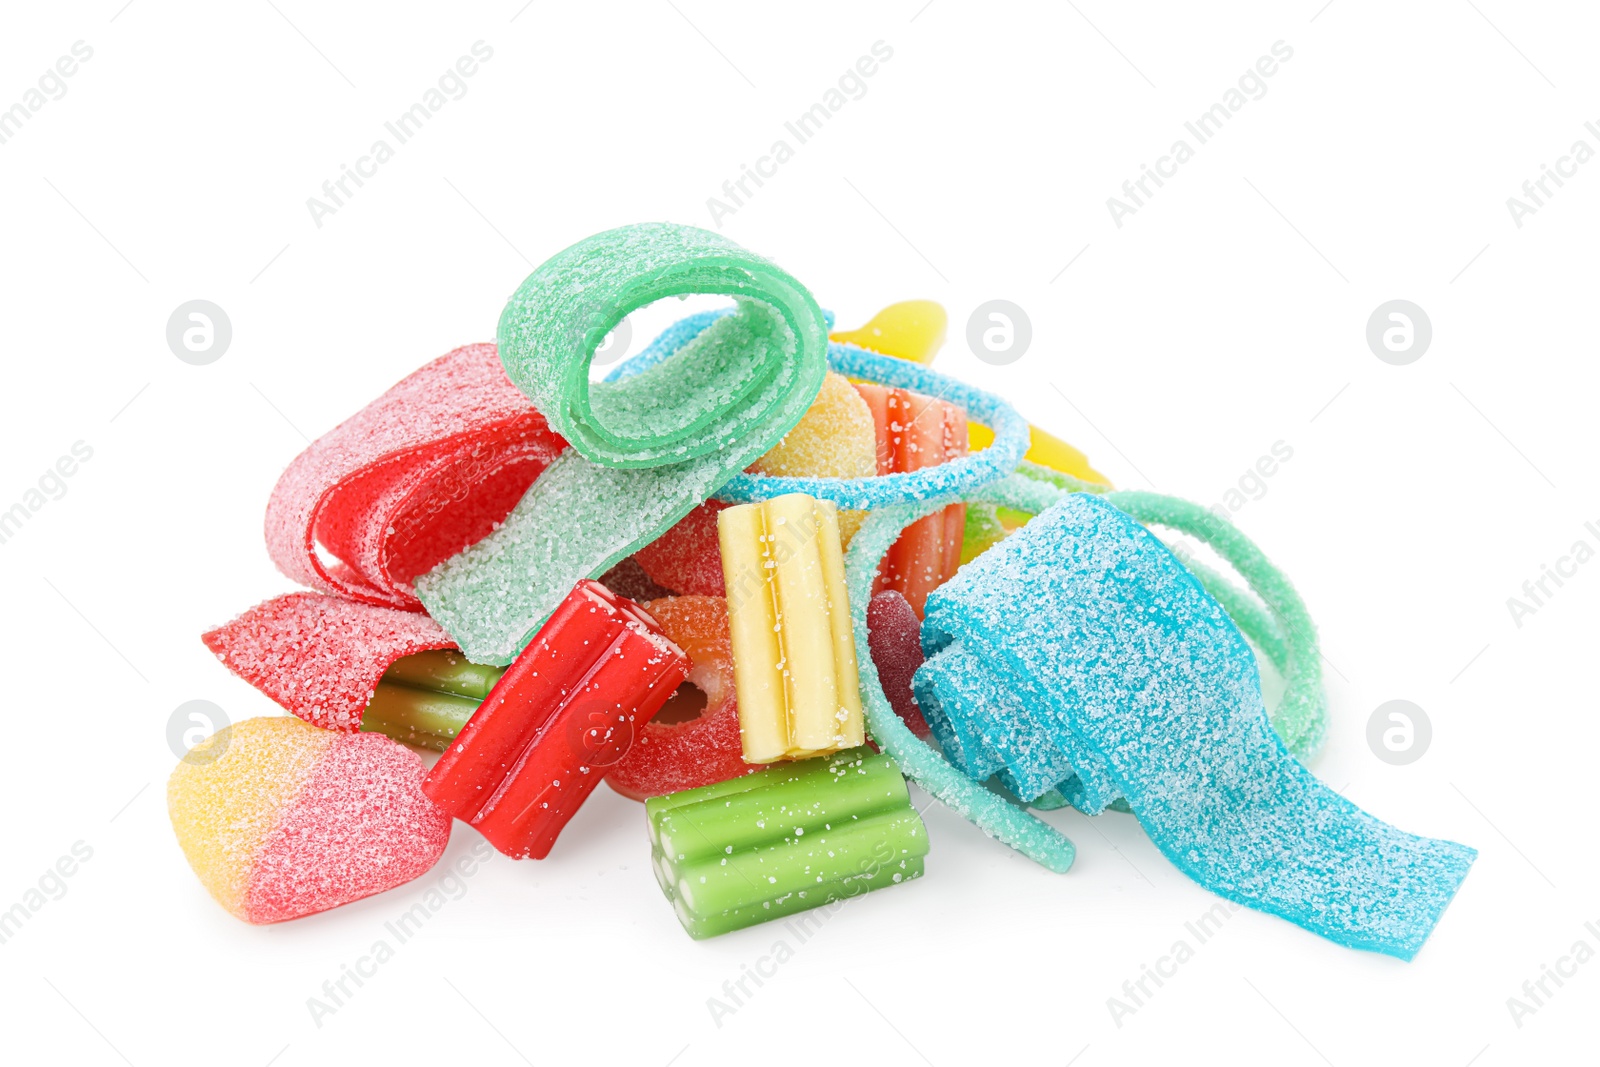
718,494,864,763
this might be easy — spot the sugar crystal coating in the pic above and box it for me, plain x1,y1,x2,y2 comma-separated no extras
168,717,450,923
917,491,1474,959
633,501,729,597
265,343,566,609
416,224,828,665
203,593,457,731
750,372,877,544
865,590,931,738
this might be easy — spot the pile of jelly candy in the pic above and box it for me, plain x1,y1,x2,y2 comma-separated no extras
175,224,1474,959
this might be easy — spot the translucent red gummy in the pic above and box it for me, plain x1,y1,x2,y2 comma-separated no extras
202,592,457,731
424,580,688,859
855,385,968,615
265,343,567,610
606,596,757,801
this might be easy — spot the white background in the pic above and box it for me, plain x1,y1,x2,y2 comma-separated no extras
1,2,1595,1064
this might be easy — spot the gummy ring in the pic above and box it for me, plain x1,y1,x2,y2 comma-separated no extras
605,596,755,801
605,313,1031,509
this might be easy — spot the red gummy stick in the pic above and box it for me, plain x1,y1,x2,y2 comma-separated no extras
856,384,969,615
265,344,567,610
424,580,688,859
202,592,457,731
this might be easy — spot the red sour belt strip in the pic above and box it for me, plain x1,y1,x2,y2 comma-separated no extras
855,384,969,616
264,343,568,610
424,580,688,860
202,592,457,731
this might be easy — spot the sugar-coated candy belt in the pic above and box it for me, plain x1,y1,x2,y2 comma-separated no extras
264,343,567,610
646,748,928,939
915,487,1475,959
203,592,460,731
604,315,1031,512
416,224,829,665
846,492,1078,873
999,464,1326,762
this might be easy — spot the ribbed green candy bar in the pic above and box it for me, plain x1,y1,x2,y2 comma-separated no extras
359,651,504,751
646,748,929,939
416,224,829,665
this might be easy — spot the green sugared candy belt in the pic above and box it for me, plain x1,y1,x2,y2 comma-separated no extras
646,748,928,939
360,650,503,751
416,223,828,666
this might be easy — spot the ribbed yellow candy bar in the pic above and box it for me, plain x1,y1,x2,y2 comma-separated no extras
717,493,864,762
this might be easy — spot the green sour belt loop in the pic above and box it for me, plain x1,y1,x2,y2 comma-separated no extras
415,224,828,665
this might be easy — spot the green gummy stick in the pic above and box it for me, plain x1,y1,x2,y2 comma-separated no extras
379,649,504,700
669,856,926,940
654,753,908,864
360,682,479,751
669,808,929,918
644,747,868,845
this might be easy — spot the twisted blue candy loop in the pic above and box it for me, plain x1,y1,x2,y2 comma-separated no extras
719,342,1029,506
846,481,1077,874
605,312,1032,508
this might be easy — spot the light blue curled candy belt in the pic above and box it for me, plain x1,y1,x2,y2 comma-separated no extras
606,307,1033,509
910,485,1475,959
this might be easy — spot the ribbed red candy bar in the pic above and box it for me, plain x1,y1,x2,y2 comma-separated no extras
424,580,688,859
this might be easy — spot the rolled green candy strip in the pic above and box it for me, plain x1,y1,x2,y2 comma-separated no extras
416,224,828,665
646,748,928,939
359,651,505,751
